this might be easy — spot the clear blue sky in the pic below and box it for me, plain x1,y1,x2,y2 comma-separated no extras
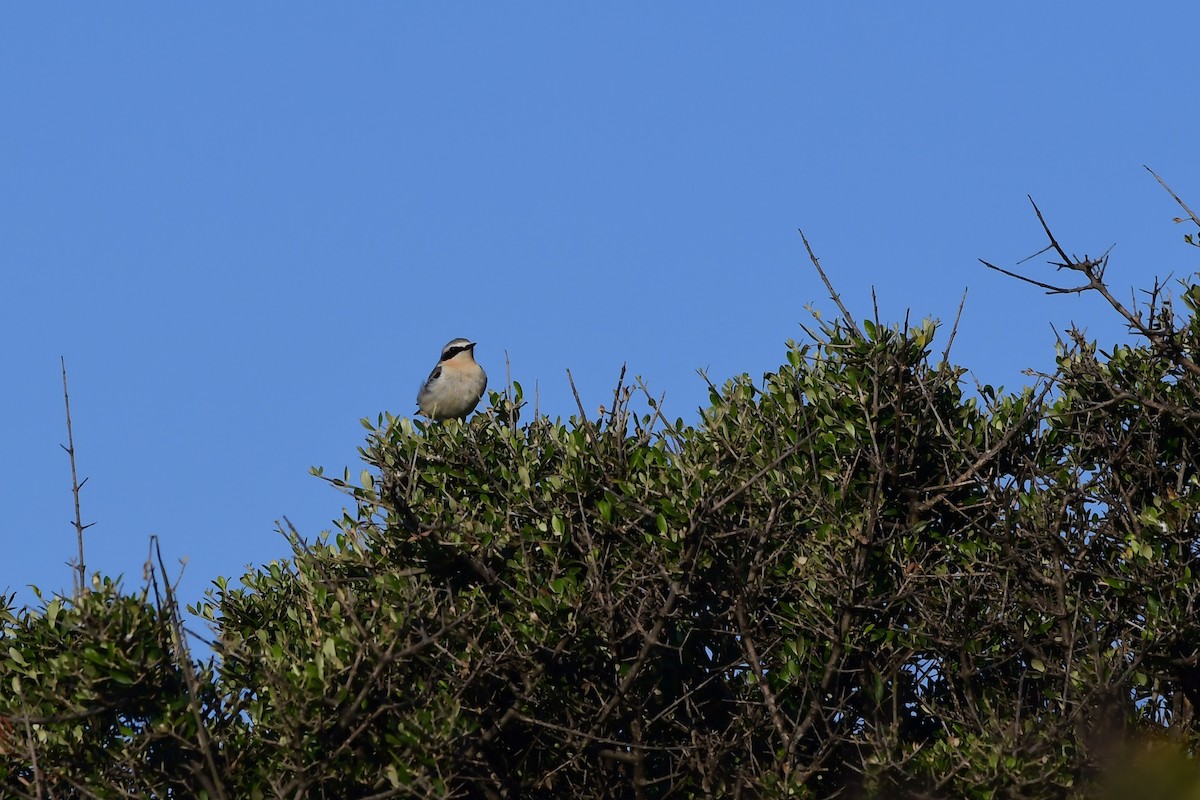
3,5,1197,611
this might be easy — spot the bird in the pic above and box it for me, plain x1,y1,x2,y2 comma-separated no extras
416,338,487,421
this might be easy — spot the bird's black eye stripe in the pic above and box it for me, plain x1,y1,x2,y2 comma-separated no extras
442,345,469,361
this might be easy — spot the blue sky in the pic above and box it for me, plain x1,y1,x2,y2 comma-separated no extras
3,5,1197,611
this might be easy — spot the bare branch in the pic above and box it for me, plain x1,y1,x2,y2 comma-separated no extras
60,357,91,598
1146,165,1200,229
979,259,1087,294
799,229,859,333
939,287,969,366
983,196,1200,380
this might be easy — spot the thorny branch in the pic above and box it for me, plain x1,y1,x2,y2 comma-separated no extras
60,357,94,597
981,195,1200,379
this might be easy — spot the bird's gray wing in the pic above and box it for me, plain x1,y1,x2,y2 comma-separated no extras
416,365,443,411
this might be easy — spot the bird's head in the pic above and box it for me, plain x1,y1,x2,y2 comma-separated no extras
439,338,478,363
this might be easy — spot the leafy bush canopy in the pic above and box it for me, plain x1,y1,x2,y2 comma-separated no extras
4,197,1200,798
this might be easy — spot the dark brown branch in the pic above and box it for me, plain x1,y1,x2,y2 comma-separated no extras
734,598,792,753
979,259,1087,295
982,196,1200,380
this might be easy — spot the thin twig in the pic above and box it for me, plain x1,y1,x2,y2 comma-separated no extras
60,357,94,597
14,684,45,799
978,259,1086,295
982,195,1200,379
939,288,968,366
1145,165,1200,229
566,368,601,450
799,229,859,333
503,349,522,427
150,536,229,800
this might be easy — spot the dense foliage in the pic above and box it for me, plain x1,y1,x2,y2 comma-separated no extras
4,217,1200,798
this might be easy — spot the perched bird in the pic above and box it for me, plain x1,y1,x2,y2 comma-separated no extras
416,338,487,421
